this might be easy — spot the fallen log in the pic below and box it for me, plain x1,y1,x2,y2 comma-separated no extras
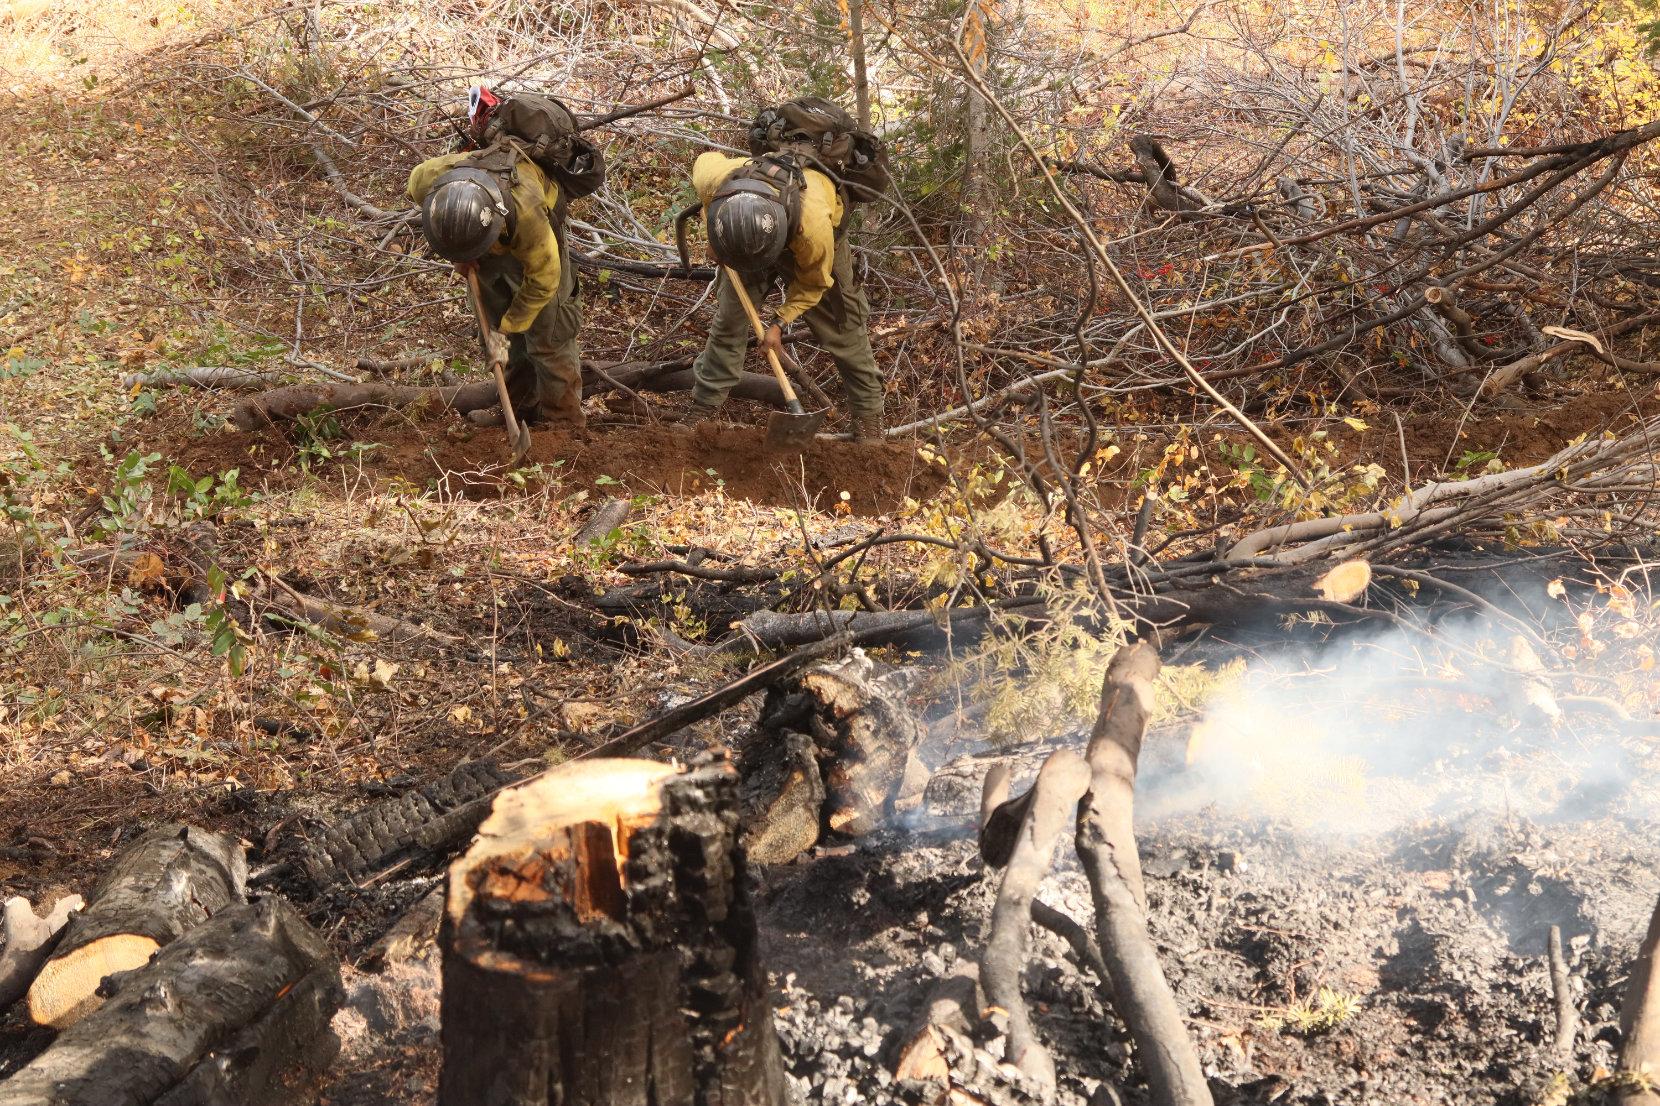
579,631,852,759
263,574,460,647
726,599,1046,653
0,894,83,1010
1620,892,1660,1105
230,380,497,430
120,366,281,392
1075,644,1212,1106
297,758,519,888
29,824,246,1029
0,897,341,1106
439,756,788,1106
979,749,1091,1095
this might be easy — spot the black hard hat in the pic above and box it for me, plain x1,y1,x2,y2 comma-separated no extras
707,180,789,273
420,167,514,263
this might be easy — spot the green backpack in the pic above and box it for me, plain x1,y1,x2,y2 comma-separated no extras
477,93,607,201
748,97,891,203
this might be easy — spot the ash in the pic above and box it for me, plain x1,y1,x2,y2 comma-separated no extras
758,808,1660,1106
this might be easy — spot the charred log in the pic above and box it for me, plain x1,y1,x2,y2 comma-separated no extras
439,757,787,1106
0,897,340,1106
28,825,247,1028
797,651,926,836
297,758,520,888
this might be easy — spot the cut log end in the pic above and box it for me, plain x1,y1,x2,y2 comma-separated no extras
27,933,160,1028
440,756,787,1106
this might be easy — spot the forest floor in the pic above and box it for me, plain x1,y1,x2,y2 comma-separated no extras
4,14,1660,1106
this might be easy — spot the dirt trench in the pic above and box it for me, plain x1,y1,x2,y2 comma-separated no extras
166,415,945,516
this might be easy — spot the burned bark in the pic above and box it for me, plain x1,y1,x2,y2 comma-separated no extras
297,758,519,888
28,825,247,1029
979,749,1091,1094
1075,644,1212,1106
796,651,925,836
571,497,632,547
0,897,340,1106
439,757,787,1106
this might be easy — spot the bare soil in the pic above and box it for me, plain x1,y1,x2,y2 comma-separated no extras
164,412,945,516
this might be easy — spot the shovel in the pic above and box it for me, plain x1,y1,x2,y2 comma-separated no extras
724,266,826,451
463,267,532,466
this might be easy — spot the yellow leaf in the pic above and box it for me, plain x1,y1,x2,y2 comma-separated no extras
1342,417,1368,432
127,552,167,590
1546,578,1566,600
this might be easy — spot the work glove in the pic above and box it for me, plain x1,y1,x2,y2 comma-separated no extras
484,329,510,369
760,323,785,363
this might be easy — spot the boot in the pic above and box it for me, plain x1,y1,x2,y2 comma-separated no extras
850,412,884,443
666,397,721,427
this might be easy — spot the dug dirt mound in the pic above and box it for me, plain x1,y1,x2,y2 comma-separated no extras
170,416,943,515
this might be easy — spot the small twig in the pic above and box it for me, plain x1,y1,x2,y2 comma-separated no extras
1548,924,1577,1057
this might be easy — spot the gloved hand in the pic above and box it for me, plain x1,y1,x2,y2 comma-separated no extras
760,323,785,363
484,328,510,369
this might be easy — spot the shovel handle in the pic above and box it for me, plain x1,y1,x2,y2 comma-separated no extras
463,267,527,452
724,266,806,416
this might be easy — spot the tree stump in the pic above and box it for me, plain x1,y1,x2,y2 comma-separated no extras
0,897,341,1106
29,824,246,1028
439,756,787,1106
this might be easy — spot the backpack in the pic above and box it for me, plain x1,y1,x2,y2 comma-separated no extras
476,93,607,201
711,152,806,234
748,97,890,203
675,153,809,272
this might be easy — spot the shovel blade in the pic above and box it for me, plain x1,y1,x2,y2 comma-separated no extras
763,408,827,452
508,424,532,467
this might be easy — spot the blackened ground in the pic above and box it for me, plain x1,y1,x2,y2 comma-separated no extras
757,782,1660,1106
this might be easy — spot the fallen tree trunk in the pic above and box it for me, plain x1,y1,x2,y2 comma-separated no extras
230,380,497,429
726,599,1046,652
1075,644,1212,1106
0,894,83,1010
439,756,787,1106
29,825,247,1028
263,575,461,647
0,898,340,1106
121,366,281,392
297,759,520,888
1620,892,1660,1105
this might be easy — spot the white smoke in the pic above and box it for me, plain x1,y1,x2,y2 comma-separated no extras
1136,610,1658,836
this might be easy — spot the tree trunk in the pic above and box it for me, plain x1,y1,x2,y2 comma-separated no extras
439,757,787,1106
0,898,340,1106
29,825,247,1028
1074,644,1212,1106
847,0,871,130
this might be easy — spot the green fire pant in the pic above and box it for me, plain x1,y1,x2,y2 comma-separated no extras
691,236,884,418
476,248,584,424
